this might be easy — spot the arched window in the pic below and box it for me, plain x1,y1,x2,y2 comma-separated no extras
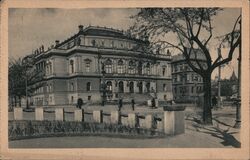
106,81,112,91
117,59,124,74
118,81,124,93
91,39,96,46
146,63,150,75
86,82,91,91
69,60,74,73
105,59,112,73
138,61,143,75
85,59,91,72
128,61,135,74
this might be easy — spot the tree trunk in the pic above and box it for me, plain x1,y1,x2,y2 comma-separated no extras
202,74,213,125
14,96,17,107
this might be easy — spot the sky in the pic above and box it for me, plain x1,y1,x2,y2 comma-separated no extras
8,8,241,79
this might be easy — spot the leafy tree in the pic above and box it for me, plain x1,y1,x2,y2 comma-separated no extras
131,8,241,124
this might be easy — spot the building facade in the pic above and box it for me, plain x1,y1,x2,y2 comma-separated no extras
171,50,205,103
30,25,172,107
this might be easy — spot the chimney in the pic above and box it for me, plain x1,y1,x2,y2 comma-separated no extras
55,40,60,46
78,25,83,32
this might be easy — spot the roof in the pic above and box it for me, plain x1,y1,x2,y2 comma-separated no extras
56,25,148,48
172,48,206,63
230,70,238,81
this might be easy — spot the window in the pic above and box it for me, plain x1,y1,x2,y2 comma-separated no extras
91,39,96,46
85,59,91,72
87,82,91,91
163,84,167,91
164,95,167,100
106,81,112,91
146,63,150,75
162,67,166,76
105,59,112,73
128,61,135,74
70,83,74,91
117,59,124,74
69,60,74,73
49,84,52,92
111,41,114,48
101,40,105,47
88,96,91,100
71,96,74,103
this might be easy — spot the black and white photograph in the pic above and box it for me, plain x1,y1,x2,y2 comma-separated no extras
1,0,250,159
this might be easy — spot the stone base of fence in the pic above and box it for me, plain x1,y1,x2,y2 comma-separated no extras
74,109,84,122
93,110,103,123
111,111,120,124
55,108,64,121
14,107,23,120
35,107,44,121
163,105,185,135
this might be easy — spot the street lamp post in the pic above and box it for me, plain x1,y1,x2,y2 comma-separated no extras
101,62,107,106
234,19,241,128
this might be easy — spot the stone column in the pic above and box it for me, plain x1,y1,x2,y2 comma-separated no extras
111,111,120,124
128,113,137,127
14,107,23,120
163,105,185,135
74,109,84,122
93,110,103,123
35,107,44,121
145,115,153,129
55,108,64,121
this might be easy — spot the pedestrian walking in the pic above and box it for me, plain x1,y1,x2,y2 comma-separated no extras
131,99,135,111
118,98,123,111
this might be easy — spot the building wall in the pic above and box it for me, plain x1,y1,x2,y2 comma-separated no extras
30,27,173,107
171,58,204,103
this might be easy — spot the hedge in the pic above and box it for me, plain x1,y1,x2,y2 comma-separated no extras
8,120,165,140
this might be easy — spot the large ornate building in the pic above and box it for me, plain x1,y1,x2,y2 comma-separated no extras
30,25,172,107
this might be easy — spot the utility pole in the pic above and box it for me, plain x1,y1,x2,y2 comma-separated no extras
234,19,241,128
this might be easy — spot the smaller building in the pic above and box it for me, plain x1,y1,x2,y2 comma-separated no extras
171,49,205,103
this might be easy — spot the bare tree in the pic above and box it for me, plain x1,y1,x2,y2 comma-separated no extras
9,55,45,109
131,8,241,124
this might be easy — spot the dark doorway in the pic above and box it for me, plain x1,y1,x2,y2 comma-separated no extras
146,82,150,93
118,81,124,93
138,82,143,94
129,82,134,93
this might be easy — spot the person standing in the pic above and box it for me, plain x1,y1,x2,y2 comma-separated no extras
131,99,135,111
151,98,155,108
212,96,217,109
118,98,123,111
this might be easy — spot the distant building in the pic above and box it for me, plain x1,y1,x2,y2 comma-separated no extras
28,25,172,107
171,49,205,103
212,70,238,98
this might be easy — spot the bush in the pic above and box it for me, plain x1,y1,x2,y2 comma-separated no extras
8,120,165,140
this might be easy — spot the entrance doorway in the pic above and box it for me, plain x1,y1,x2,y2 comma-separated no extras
118,81,124,93
146,82,150,93
138,82,143,94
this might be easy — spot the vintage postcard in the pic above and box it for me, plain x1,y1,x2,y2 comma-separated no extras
0,0,249,159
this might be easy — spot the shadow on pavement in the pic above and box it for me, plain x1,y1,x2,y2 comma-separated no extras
192,123,241,148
